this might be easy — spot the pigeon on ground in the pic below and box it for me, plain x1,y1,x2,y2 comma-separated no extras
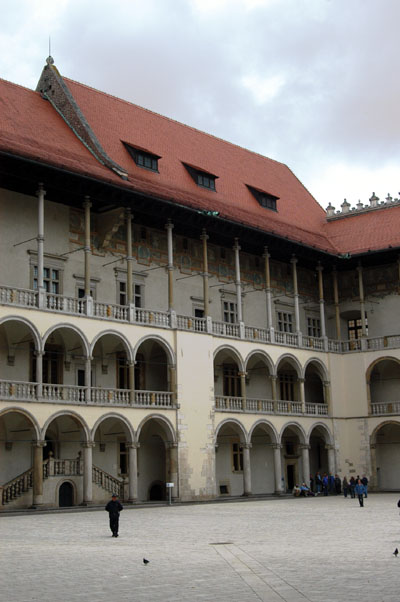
393,548,398,557
143,558,150,565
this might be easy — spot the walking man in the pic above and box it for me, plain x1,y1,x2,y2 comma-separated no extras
355,479,366,507
105,493,123,537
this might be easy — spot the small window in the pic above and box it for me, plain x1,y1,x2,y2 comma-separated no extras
348,317,368,339
232,442,243,472
125,144,159,172
277,311,293,333
33,266,60,294
184,163,217,191
248,186,278,211
223,300,237,324
307,317,321,338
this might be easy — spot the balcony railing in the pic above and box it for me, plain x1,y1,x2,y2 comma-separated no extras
370,401,400,415
1,284,400,354
215,395,328,416
0,379,174,409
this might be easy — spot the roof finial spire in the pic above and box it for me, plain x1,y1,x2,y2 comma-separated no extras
46,36,54,65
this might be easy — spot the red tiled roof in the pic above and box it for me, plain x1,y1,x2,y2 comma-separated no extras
1,73,400,256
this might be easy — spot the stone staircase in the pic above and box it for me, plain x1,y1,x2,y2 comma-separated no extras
1,460,124,506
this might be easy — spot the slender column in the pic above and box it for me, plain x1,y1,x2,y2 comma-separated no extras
298,377,305,413
357,263,367,337
165,220,174,311
242,443,252,496
291,256,301,335
271,375,278,412
239,371,247,410
83,197,92,296
326,444,336,475
35,350,43,398
168,443,179,499
201,229,209,317
316,263,326,338
332,267,341,339
127,443,138,502
300,444,311,484
233,238,243,323
273,444,283,494
32,441,46,507
36,183,46,308
85,356,92,402
370,443,377,491
263,247,273,335
128,362,135,404
323,380,331,413
169,364,177,406
126,209,133,304
82,442,95,505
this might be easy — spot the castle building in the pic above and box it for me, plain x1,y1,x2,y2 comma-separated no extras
0,58,399,509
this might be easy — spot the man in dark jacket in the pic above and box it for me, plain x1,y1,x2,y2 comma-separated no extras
105,494,123,537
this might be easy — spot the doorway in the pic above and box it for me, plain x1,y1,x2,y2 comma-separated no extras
59,482,74,507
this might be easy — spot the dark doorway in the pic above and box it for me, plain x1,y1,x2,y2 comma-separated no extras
149,482,164,501
286,464,295,491
59,482,74,507
43,436,55,461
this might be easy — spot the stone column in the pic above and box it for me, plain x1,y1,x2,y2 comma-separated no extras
168,443,179,499
128,362,135,404
357,263,367,337
300,444,311,484
36,183,46,308
239,371,247,410
126,209,133,305
165,220,174,311
201,229,209,318
291,256,301,336
273,444,283,494
370,443,377,491
299,377,305,413
127,443,138,502
169,364,177,406
35,350,43,398
233,238,243,323
82,442,95,505
316,263,327,339
242,443,252,496
85,356,92,402
32,441,46,507
271,375,278,412
83,197,93,316
323,380,331,414
332,267,341,339
326,444,336,475
263,247,274,340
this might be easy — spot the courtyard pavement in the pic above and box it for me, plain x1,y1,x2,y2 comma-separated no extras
1,493,400,602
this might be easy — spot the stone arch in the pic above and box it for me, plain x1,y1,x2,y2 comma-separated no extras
244,350,274,375
0,315,41,352
214,346,245,399
0,406,41,441
279,421,307,445
214,418,248,445
275,353,302,377
43,323,90,358
133,335,175,366
303,357,329,381
366,356,400,383
280,421,307,491
136,414,176,444
213,344,245,371
248,419,279,495
248,419,279,444
91,412,135,443
90,329,133,363
307,421,333,445
56,479,77,507
370,420,400,490
41,410,91,443
215,418,248,497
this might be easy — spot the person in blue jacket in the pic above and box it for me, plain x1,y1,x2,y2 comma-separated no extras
355,479,366,507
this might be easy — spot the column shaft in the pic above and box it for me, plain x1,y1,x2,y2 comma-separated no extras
128,444,138,501
36,183,45,308
317,263,326,337
82,444,93,504
84,197,92,296
242,444,252,496
126,209,133,304
166,221,174,311
332,267,341,339
264,247,273,330
201,230,209,317
32,442,45,507
291,256,301,334
357,264,367,336
169,444,179,499
233,238,242,322
273,445,283,494
301,445,311,484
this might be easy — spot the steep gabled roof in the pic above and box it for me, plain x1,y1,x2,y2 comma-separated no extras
1,62,400,257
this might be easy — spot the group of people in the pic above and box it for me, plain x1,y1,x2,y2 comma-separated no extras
293,473,369,507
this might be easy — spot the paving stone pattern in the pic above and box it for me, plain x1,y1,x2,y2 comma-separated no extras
1,494,400,602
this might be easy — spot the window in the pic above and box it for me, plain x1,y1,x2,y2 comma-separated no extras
348,317,368,340
277,311,293,333
279,373,295,401
194,308,204,318
119,442,128,475
117,354,129,390
232,441,243,472
248,186,278,211
223,300,237,324
307,317,321,337
33,266,60,294
184,163,217,191
223,364,241,397
125,144,159,172
31,345,62,384
118,281,143,307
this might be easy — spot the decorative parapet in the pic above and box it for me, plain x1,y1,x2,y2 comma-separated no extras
326,192,400,220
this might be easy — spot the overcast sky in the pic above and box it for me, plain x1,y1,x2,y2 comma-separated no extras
1,0,399,211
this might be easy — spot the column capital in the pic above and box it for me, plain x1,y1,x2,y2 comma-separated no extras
82,442,96,449
325,444,335,451
233,237,241,251
273,443,283,450
166,441,178,450
316,262,324,273
200,229,209,241
165,220,174,231
298,377,305,384
238,371,247,378
36,182,46,196
299,444,311,451
126,442,140,450
83,195,92,209
32,440,46,448
125,207,133,218
242,442,252,450
290,255,298,265
323,380,331,387
263,246,270,258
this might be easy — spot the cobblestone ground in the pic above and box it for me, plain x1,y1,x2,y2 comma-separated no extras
1,493,400,602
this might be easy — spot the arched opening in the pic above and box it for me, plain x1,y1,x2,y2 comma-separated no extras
245,353,273,408
149,480,164,501
281,425,303,492
249,423,276,494
276,358,300,410
0,320,38,400
214,349,243,410
92,333,131,403
138,417,175,502
369,359,400,412
59,481,74,507
374,422,400,490
309,425,330,482
135,339,170,392
215,421,246,496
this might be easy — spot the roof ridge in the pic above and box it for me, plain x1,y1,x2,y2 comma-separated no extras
64,76,287,168
0,77,37,93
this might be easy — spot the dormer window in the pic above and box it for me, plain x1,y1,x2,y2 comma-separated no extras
184,164,217,191
124,143,159,172
248,186,278,211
